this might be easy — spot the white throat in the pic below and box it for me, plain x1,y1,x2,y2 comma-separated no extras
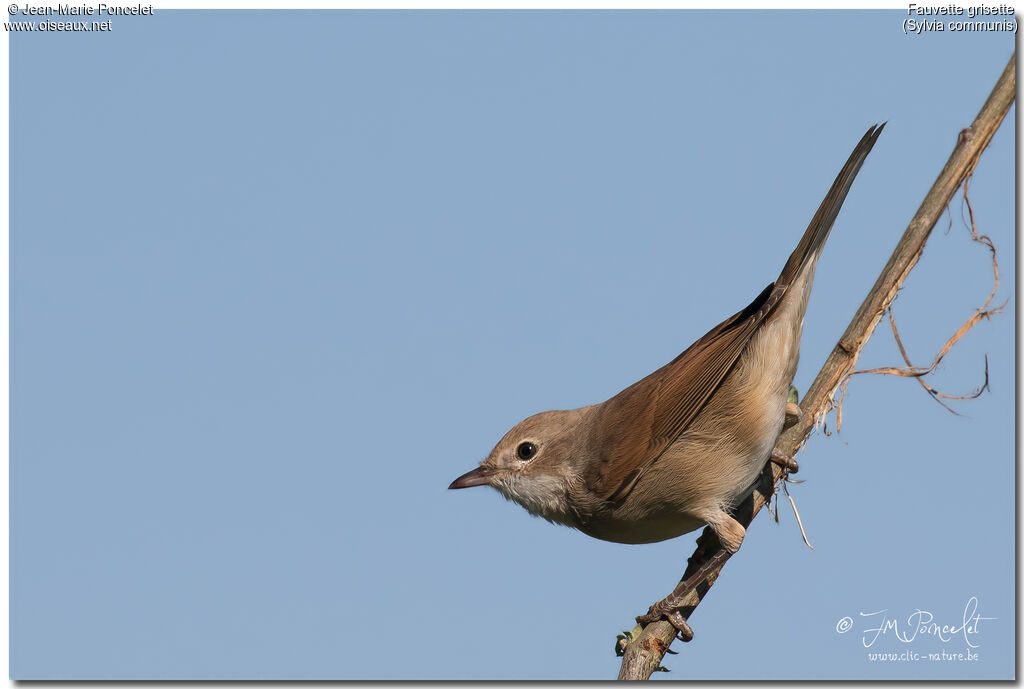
493,473,575,527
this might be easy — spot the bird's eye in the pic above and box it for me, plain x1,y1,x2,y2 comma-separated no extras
516,442,537,461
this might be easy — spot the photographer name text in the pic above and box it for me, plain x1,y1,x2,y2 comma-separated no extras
11,3,152,15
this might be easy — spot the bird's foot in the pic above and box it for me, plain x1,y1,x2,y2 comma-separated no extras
635,549,733,642
770,447,799,473
636,598,695,642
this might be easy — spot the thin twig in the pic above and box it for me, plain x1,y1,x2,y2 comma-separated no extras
783,481,813,550
845,175,1005,412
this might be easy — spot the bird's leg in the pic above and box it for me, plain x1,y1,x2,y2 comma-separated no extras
635,512,743,637
635,548,732,638
704,511,745,553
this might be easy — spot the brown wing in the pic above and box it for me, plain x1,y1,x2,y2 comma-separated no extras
586,282,784,502
586,124,885,503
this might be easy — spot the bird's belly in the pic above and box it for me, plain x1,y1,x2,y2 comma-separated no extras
578,510,706,545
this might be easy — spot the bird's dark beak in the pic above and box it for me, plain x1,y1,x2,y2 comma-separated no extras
448,466,494,489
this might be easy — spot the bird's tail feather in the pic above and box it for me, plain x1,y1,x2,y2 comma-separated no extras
776,123,885,288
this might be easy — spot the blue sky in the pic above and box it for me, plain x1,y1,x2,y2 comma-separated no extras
9,10,1014,680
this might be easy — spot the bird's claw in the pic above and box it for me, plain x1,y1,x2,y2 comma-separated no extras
665,610,694,641
770,447,799,473
635,594,695,642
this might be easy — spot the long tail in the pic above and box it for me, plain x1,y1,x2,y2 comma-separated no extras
776,123,885,288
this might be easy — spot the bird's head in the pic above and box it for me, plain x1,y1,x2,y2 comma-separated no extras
448,407,592,526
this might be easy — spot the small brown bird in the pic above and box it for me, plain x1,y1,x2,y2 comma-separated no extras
450,125,882,562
